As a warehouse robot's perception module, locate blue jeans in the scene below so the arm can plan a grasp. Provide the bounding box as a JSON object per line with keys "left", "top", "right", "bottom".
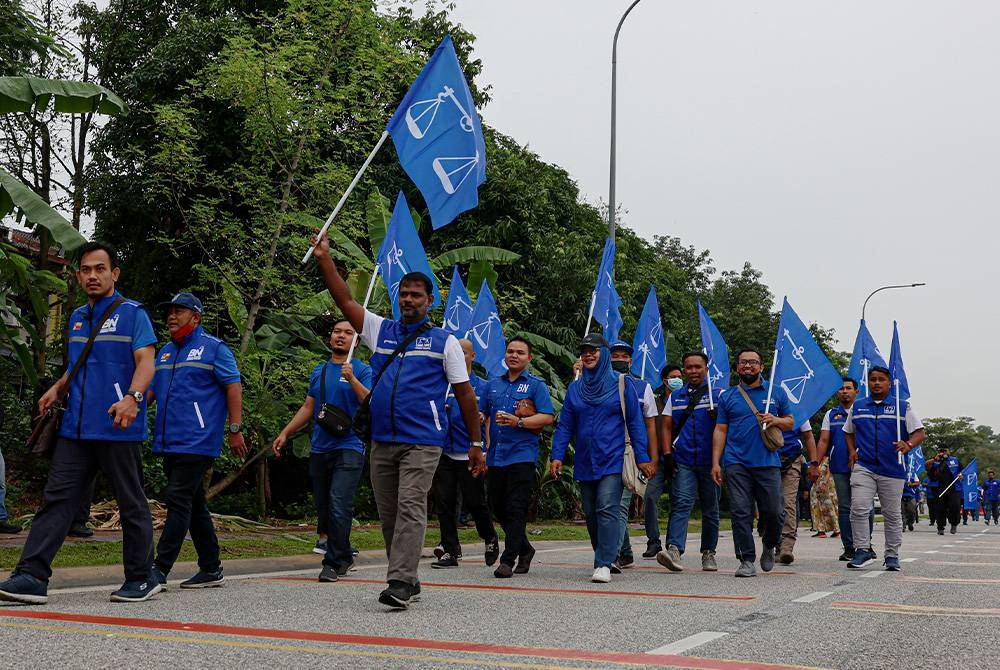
{"left": 0, "top": 447, "right": 8, "bottom": 521}
{"left": 618, "top": 488, "right": 634, "bottom": 558}
{"left": 643, "top": 461, "right": 668, "bottom": 547}
{"left": 314, "top": 449, "right": 365, "bottom": 571}
{"left": 666, "top": 463, "right": 720, "bottom": 554}
{"left": 724, "top": 464, "right": 782, "bottom": 563}
{"left": 832, "top": 472, "right": 873, "bottom": 551}
{"left": 581, "top": 474, "right": 625, "bottom": 568}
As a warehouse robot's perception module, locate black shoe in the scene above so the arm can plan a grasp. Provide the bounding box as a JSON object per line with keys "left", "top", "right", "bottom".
{"left": 484, "top": 537, "right": 500, "bottom": 566}
{"left": 838, "top": 549, "right": 855, "bottom": 561}
{"left": 513, "top": 547, "right": 536, "bottom": 574}
{"left": 318, "top": 565, "right": 338, "bottom": 582}
{"left": 179, "top": 569, "right": 224, "bottom": 589}
{"left": 0, "top": 572, "right": 48, "bottom": 604}
{"left": 335, "top": 561, "right": 354, "bottom": 576}
{"left": 951, "top": 524, "right": 958, "bottom": 534}
{"left": 378, "top": 580, "right": 411, "bottom": 609}
{"left": 493, "top": 563, "right": 513, "bottom": 578}
{"left": 642, "top": 544, "right": 662, "bottom": 559}
{"left": 937, "top": 528, "right": 945, "bottom": 535}
{"left": 610, "top": 561, "right": 622, "bottom": 574}
{"left": 617, "top": 554, "right": 634, "bottom": 569}
{"left": 0, "top": 521, "right": 22, "bottom": 534}
{"left": 110, "top": 577, "right": 163, "bottom": 602}
{"left": 67, "top": 523, "right": 93, "bottom": 538}
{"left": 431, "top": 553, "right": 459, "bottom": 569}
{"left": 908, "top": 524, "right": 914, "bottom": 531}
{"left": 152, "top": 566, "right": 168, "bottom": 590}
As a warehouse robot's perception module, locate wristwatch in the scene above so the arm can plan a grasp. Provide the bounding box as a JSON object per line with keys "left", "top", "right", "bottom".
{"left": 517, "top": 417, "right": 525, "bottom": 429}
{"left": 126, "top": 390, "right": 143, "bottom": 404}
{"left": 228, "top": 423, "right": 242, "bottom": 435}
{"left": 470, "top": 441, "right": 484, "bottom": 450}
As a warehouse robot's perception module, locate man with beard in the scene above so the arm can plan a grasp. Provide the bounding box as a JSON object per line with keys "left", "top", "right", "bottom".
{"left": 312, "top": 230, "right": 484, "bottom": 609}
{"left": 0, "top": 241, "right": 158, "bottom": 604}
{"left": 925, "top": 446, "right": 962, "bottom": 536}
{"left": 844, "top": 366, "right": 925, "bottom": 570}
{"left": 711, "top": 348, "right": 794, "bottom": 578}
{"left": 608, "top": 341, "right": 659, "bottom": 569}
{"left": 149, "top": 293, "right": 248, "bottom": 589}
{"left": 273, "top": 319, "right": 372, "bottom": 581}
{"left": 480, "top": 337, "right": 554, "bottom": 578}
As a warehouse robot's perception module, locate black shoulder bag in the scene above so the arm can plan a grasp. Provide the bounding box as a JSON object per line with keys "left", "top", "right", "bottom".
{"left": 351, "top": 322, "right": 433, "bottom": 442}
{"left": 672, "top": 386, "right": 708, "bottom": 440}
{"left": 315, "top": 362, "right": 354, "bottom": 437}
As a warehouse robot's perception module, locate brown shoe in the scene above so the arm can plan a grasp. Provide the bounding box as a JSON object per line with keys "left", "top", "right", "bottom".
{"left": 778, "top": 552, "right": 795, "bottom": 565}
{"left": 493, "top": 563, "right": 513, "bottom": 578}
{"left": 513, "top": 547, "right": 536, "bottom": 574}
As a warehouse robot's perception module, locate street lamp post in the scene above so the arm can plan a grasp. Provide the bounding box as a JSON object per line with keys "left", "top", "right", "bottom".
{"left": 608, "top": 0, "right": 644, "bottom": 246}
{"left": 861, "top": 283, "right": 926, "bottom": 322}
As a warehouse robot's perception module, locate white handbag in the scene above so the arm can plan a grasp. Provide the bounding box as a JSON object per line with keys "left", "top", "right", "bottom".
{"left": 618, "top": 375, "right": 648, "bottom": 496}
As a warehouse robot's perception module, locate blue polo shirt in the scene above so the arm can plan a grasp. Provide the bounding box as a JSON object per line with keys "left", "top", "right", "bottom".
{"left": 479, "top": 370, "right": 554, "bottom": 467}
{"left": 716, "top": 380, "right": 792, "bottom": 469}
{"left": 984, "top": 479, "right": 1000, "bottom": 502}
{"left": 307, "top": 359, "right": 372, "bottom": 454}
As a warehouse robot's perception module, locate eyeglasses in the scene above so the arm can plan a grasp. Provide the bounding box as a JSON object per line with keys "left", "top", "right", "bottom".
{"left": 737, "top": 359, "right": 762, "bottom": 367}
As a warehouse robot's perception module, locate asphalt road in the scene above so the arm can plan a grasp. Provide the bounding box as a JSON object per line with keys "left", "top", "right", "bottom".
{"left": 2, "top": 520, "right": 999, "bottom": 669}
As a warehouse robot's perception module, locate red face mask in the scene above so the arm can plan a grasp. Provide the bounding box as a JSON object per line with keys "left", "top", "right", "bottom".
{"left": 171, "top": 319, "right": 197, "bottom": 343}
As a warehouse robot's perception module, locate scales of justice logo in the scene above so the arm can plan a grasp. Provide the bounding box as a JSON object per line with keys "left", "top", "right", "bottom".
{"left": 405, "top": 84, "right": 480, "bottom": 195}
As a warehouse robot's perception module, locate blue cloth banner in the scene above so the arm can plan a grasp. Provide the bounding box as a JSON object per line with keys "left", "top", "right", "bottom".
{"left": 963, "top": 459, "right": 980, "bottom": 509}
{"left": 697, "top": 300, "right": 730, "bottom": 390}
{"left": 375, "top": 192, "right": 441, "bottom": 320}
{"left": 773, "top": 298, "right": 843, "bottom": 425}
{"left": 888, "top": 321, "right": 911, "bottom": 402}
{"left": 590, "top": 237, "right": 623, "bottom": 343}
{"left": 847, "top": 319, "right": 887, "bottom": 398}
{"left": 442, "top": 265, "right": 474, "bottom": 335}
{"left": 906, "top": 445, "right": 925, "bottom": 481}
{"left": 466, "top": 280, "right": 506, "bottom": 378}
{"left": 631, "top": 286, "right": 667, "bottom": 390}
{"left": 385, "top": 35, "right": 487, "bottom": 230}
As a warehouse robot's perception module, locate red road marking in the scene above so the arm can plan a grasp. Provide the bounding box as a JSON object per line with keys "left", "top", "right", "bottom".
{"left": 268, "top": 576, "right": 754, "bottom": 601}
{"left": 0, "top": 609, "right": 823, "bottom": 670}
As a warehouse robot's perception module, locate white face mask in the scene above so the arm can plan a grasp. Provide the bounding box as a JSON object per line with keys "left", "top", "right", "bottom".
{"left": 666, "top": 378, "right": 684, "bottom": 391}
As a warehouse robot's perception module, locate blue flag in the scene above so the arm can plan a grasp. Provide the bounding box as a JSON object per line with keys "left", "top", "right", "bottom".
{"left": 442, "top": 265, "right": 474, "bottom": 335}
{"left": 697, "top": 300, "right": 730, "bottom": 389}
{"left": 847, "top": 319, "right": 887, "bottom": 398}
{"left": 631, "top": 286, "right": 667, "bottom": 389}
{"left": 589, "top": 237, "right": 623, "bottom": 342}
{"left": 466, "top": 280, "right": 506, "bottom": 378}
{"left": 906, "top": 446, "right": 926, "bottom": 481}
{"left": 375, "top": 192, "right": 441, "bottom": 320}
{"left": 773, "top": 298, "right": 843, "bottom": 425}
{"left": 385, "top": 35, "right": 486, "bottom": 230}
{"left": 889, "top": 321, "right": 910, "bottom": 402}
{"left": 963, "top": 459, "right": 980, "bottom": 510}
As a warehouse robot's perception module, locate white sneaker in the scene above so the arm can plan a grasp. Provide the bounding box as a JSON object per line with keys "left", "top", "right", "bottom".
{"left": 591, "top": 567, "right": 612, "bottom": 583}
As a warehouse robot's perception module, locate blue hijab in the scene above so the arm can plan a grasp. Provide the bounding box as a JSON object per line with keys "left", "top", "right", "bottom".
{"left": 580, "top": 346, "right": 618, "bottom": 405}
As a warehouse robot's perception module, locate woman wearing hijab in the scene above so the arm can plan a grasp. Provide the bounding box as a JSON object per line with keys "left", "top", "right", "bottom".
{"left": 551, "top": 334, "right": 654, "bottom": 583}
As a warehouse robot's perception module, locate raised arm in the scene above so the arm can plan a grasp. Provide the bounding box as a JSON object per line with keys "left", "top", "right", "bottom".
{"left": 312, "top": 229, "right": 365, "bottom": 332}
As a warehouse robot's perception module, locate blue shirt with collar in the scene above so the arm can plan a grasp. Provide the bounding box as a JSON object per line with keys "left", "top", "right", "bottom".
{"left": 307, "top": 359, "right": 372, "bottom": 454}
{"left": 716, "top": 380, "right": 792, "bottom": 469}
{"left": 823, "top": 405, "right": 852, "bottom": 474}
{"left": 479, "top": 370, "right": 554, "bottom": 467}
{"left": 983, "top": 479, "right": 1000, "bottom": 502}
{"left": 444, "top": 374, "right": 487, "bottom": 456}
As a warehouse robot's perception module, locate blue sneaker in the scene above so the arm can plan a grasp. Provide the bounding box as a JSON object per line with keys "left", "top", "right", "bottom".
{"left": 847, "top": 548, "right": 876, "bottom": 569}
{"left": 110, "top": 577, "right": 163, "bottom": 602}
{"left": 179, "top": 568, "right": 225, "bottom": 589}
{"left": 152, "top": 566, "right": 168, "bottom": 590}
{"left": 0, "top": 572, "right": 48, "bottom": 605}
{"left": 883, "top": 556, "right": 901, "bottom": 571}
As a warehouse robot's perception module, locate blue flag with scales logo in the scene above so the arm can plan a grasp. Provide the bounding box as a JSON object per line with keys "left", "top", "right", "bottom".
{"left": 773, "top": 298, "right": 843, "bottom": 425}
{"left": 466, "top": 280, "right": 506, "bottom": 378}
{"left": 906, "top": 446, "right": 926, "bottom": 481}
{"left": 442, "top": 265, "right": 474, "bottom": 335}
{"left": 963, "top": 459, "right": 980, "bottom": 510}
{"left": 375, "top": 192, "right": 441, "bottom": 320}
{"left": 631, "top": 286, "right": 666, "bottom": 390}
{"left": 847, "top": 319, "right": 886, "bottom": 398}
{"left": 888, "top": 321, "right": 911, "bottom": 402}
{"left": 590, "top": 237, "right": 623, "bottom": 342}
{"left": 697, "top": 300, "right": 730, "bottom": 389}
{"left": 386, "top": 35, "right": 487, "bottom": 230}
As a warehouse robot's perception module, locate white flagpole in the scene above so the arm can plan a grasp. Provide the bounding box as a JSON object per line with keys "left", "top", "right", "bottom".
{"left": 862, "top": 358, "right": 870, "bottom": 397}
{"left": 939, "top": 471, "right": 963, "bottom": 497}
{"left": 703, "top": 346, "right": 715, "bottom": 411}
{"left": 895, "top": 379, "right": 905, "bottom": 465}
{"left": 302, "top": 131, "right": 390, "bottom": 264}
{"left": 343, "top": 269, "right": 380, "bottom": 364}
{"left": 583, "top": 291, "right": 597, "bottom": 336}
{"left": 640, "top": 353, "right": 647, "bottom": 383}
{"left": 761, "top": 349, "right": 778, "bottom": 429}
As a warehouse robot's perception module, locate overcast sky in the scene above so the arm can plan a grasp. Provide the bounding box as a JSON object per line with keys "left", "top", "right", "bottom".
{"left": 446, "top": 1, "right": 1000, "bottom": 428}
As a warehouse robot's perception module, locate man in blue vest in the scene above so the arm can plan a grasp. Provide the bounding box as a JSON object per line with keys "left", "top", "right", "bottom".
{"left": 643, "top": 364, "right": 684, "bottom": 558}
{"left": 480, "top": 336, "right": 554, "bottom": 578}
{"left": 983, "top": 470, "right": 1000, "bottom": 525}
{"left": 844, "top": 366, "right": 926, "bottom": 570}
{"left": 925, "top": 446, "right": 962, "bottom": 535}
{"left": 711, "top": 348, "right": 795, "bottom": 578}
{"left": 0, "top": 241, "right": 158, "bottom": 605}
{"left": 148, "top": 293, "right": 247, "bottom": 589}
{"left": 312, "top": 231, "right": 484, "bottom": 609}
{"left": 431, "top": 338, "right": 499, "bottom": 569}
{"left": 658, "top": 351, "right": 723, "bottom": 573}
{"left": 274, "top": 319, "right": 372, "bottom": 581}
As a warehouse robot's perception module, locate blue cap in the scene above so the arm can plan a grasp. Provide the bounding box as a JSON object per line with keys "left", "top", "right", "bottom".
{"left": 158, "top": 292, "right": 203, "bottom": 314}
{"left": 610, "top": 340, "right": 633, "bottom": 355}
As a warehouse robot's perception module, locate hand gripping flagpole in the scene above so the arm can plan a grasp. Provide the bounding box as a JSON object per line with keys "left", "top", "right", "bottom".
{"left": 302, "top": 131, "right": 390, "bottom": 264}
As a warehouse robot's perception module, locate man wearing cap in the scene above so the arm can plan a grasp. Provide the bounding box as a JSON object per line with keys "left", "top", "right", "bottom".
{"left": 711, "top": 348, "right": 795, "bottom": 578}
{"left": 844, "top": 365, "right": 925, "bottom": 569}
{"left": 983, "top": 470, "right": 1000, "bottom": 525}
{"left": 312, "top": 230, "right": 484, "bottom": 609}
{"left": 1, "top": 241, "right": 158, "bottom": 605}
{"left": 924, "top": 446, "right": 961, "bottom": 536}
{"left": 480, "top": 336, "right": 554, "bottom": 578}
{"left": 608, "top": 340, "right": 659, "bottom": 569}
{"left": 149, "top": 293, "right": 247, "bottom": 589}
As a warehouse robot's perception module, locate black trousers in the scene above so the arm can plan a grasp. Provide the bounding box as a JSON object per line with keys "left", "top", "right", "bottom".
{"left": 18, "top": 439, "right": 153, "bottom": 582}
{"left": 937, "top": 489, "right": 961, "bottom": 530}
{"left": 154, "top": 454, "right": 219, "bottom": 574}
{"left": 434, "top": 454, "right": 496, "bottom": 556}
{"left": 487, "top": 462, "right": 536, "bottom": 567}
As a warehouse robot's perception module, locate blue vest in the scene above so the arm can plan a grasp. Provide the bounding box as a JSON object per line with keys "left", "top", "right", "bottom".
{"left": 669, "top": 383, "right": 722, "bottom": 467}
{"left": 983, "top": 479, "right": 1000, "bottom": 502}
{"left": 825, "top": 406, "right": 851, "bottom": 474}
{"left": 443, "top": 375, "right": 486, "bottom": 455}
{"left": 849, "top": 394, "right": 911, "bottom": 479}
{"left": 151, "top": 327, "right": 237, "bottom": 457}
{"left": 368, "top": 317, "right": 452, "bottom": 446}
{"left": 780, "top": 428, "right": 803, "bottom": 460}
{"left": 60, "top": 292, "right": 154, "bottom": 442}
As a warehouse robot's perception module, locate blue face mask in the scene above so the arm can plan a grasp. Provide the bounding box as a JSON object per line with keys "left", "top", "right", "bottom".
{"left": 666, "top": 377, "right": 684, "bottom": 391}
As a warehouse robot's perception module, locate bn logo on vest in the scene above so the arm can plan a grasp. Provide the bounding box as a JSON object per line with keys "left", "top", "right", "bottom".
{"left": 186, "top": 346, "right": 205, "bottom": 361}
{"left": 415, "top": 336, "right": 432, "bottom": 351}
{"left": 100, "top": 314, "right": 120, "bottom": 333}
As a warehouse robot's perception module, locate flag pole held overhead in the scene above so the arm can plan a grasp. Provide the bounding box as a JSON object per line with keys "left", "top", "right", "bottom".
{"left": 301, "top": 131, "right": 389, "bottom": 264}
{"left": 344, "top": 269, "right": 381, "bottom": 363}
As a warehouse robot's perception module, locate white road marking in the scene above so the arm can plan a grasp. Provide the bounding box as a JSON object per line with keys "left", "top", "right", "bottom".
{"left": 942, "top": 545, "right": 955, "bottom": 547}
{"left": 792, "top": 591, "right": 833, "bottom": 603}
{"left": 924, "top": 550, "right": 939, "bottom": 554}
{"left": 647, "top": 631, "right": 729, "bottom": 655}
{"left": 901, "top": 558, "right": 919, "bottom": 563}
{"left": 863, "top": 570, "right": 887, "bottom": 578}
